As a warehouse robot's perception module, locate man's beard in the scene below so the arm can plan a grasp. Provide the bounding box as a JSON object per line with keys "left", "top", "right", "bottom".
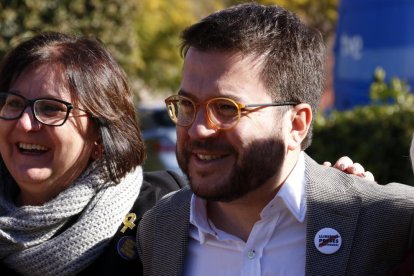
{"left": 176, "top": 137, "right": 286, "bottom": 202}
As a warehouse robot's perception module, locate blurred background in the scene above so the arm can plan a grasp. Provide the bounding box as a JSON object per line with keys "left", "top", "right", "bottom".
{"left": 1, "top": 0, "right": 414, "bottom": 185}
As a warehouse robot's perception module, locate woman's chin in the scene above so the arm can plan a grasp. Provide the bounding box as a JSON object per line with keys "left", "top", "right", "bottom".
{"left": 12, "top": 167, "right": 52, "bottom": 186}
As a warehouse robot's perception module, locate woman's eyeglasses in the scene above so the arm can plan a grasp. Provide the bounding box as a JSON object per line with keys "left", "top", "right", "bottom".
{"left": 165, "top": 95, "right": 298, "bottom": 130}
{"left": 0, "top": 91, "right": 88, "bottom": 126}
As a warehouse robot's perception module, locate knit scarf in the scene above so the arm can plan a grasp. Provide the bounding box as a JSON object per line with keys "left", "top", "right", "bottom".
{"left": 0, "top": 161, "right": 143, "bottom": 275}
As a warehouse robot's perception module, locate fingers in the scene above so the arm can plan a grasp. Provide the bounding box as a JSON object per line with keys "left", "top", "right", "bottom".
{"left": 348, "top": 162, "right": 365, "bottom": 175}
{"left": 333, "top": 156, "right": 354, "bottom": 171}
{"left": 332, "top": 156, "right": 376, "bottom": 182}
{"left": 323, "top": 161, "right": 332, "bottom": 167}
{"left": 361, "top": 171, "right": 375, "bottom": 182}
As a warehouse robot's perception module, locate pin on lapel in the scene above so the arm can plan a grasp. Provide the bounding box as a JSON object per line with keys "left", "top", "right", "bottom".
{"left": 314, "top": 227, "right": 342, "bottom": 254}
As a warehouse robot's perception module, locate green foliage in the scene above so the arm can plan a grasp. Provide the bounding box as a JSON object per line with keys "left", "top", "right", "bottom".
{"left": 370, "top": 67, "right": 413, "bottom": 106}
{"left": 134, "top": 0, "right": 195, "bottom": 91}
{"left": 0, "top": 0, "right": 142, "bottom": 78}
{"left": 307, "top": 68, "right": 414, "bottom": 186}
{"left": 134, "top": 0, "right": 230, "bottom": 92}
{"left": 133, "top": 0, "right": 339, "bottom": 91}
{"left": 0, "top": 0, "right": 338, "bottom": 97}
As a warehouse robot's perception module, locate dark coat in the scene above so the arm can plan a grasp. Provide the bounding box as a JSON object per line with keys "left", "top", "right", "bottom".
{"left": 0, "top": 170, "right": 187, "bottom": 275}
{"left": 387, "top": 250, "right": 414, "bottom": 276}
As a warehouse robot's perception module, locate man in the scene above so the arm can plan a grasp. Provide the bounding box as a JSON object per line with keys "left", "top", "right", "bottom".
{"left": 138, "top": 3, "right": 414, "bottom": 275}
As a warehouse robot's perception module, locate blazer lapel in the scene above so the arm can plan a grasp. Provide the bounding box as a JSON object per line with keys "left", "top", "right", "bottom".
{"left": 153, "top": 188, "right": 192, "bottom": 276}
{"left": 304, "top": 154, "right": 361, "bottom": 276}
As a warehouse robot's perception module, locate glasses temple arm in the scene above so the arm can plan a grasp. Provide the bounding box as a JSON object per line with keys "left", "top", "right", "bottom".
{"left": 243, "top": 102, "right": 299, "bottom": 108}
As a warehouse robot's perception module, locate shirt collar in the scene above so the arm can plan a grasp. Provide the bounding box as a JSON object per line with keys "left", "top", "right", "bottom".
{"left": 267, "top": 151, "right": 306, "bottom": 223}
{"left": 189, "top": 151, "right": 307, "bottom": 241}
{"left": 189, "top": 195, "right": 214, "bottom": 243}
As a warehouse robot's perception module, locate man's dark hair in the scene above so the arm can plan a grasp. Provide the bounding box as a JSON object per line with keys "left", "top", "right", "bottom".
{"left": 180, "top": 2, "right": 326, "bottom": 149}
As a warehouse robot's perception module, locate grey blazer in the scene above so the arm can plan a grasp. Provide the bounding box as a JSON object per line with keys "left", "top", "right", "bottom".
{"left": 138, "top": 154, "right": 414, "bottom": 276}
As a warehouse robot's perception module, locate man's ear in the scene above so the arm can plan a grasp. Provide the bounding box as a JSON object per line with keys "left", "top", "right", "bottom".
{"left": 287, "top": 103, "right": 312, "bottom": 151}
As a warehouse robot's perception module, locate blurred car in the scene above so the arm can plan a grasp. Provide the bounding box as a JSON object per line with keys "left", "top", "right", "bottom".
{"left": 137, "top": 103, "right": 182, "bottom": 174}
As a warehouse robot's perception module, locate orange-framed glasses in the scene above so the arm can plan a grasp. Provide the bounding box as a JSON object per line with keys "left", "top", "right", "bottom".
{"left": 165, "top": 95, "right": 298, "bottom": 130}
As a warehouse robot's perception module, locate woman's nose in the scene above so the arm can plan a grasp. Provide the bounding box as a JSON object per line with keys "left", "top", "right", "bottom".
{"left": 15, "top": 106, "right": 41, "bottom": 131}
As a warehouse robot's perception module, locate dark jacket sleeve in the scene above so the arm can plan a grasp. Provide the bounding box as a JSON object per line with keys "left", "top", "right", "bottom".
{"left": 79, "top": 170, "right": 187, "bottom": 276}
{"left": 138, "top": 170, "right": 188, "bottom": 213}
{"left": 387, "top": 250, "right": 414, "bottom": 276}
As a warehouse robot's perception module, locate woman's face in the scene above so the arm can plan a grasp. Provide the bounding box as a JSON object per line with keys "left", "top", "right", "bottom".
{"left": 0, "top": 64, "right": 98, "bottom": 205}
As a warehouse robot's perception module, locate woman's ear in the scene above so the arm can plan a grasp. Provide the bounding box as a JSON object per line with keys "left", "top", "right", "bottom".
{"left": 287, "top": 103, "right": 312, "bottom": 151}
{"left": 91, "top": 141, "right": 104, "bottom": 160}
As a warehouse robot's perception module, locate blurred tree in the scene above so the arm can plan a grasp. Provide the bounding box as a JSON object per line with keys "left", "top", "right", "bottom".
{"left": 370, "top": 67, "right": 413, "bottom": 107}
{"left": 135, "top": 0, "right": 228, "bottom": 93}
{"left": 0, "top": 0, "right": 142, "bottom": 84}
{"left": 135, "top": 0, "right": 194, "bottom": 92}
{"left": 0, "top": 0, "right": 338, "bottom": 97}
{"left": 308, "top": 69, "right": 414, "bottom": 186}
{"left": 135, "top": 0, "right": 338, "bottom": 94}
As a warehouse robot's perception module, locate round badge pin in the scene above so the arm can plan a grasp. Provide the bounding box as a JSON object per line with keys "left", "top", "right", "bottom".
{"left": 314, "top": 227, "right": 342, "bottom": 254}
{"left": 117, "top": 235, "right": 139, "bottom": 260}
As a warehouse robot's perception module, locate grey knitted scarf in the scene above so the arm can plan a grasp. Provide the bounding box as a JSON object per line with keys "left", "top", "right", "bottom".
{"left": 0, "top": 161, "right": 143, "bottom": 275}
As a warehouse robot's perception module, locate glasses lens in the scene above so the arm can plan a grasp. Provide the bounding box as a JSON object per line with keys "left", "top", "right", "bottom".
{"left": 166, "top": 96, "right": 195, "bottom": 126}
{"left": 0, "top": 93, "right": 26, "bottom": 119}
{"left": 207, "top": 98, "right": 240, "bottom": 129}
{"left": 34, "top": 99, "right": 68, "bottom": 126}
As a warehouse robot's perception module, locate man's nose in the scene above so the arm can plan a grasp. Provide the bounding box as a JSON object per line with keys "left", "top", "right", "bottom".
{"left": 187, "top": 107, "right": 218, "bottom": 139}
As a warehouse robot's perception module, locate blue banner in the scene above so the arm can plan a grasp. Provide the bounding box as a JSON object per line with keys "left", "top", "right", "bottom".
{"left": 334, "top": 0, "right": 414, "bottom": 110}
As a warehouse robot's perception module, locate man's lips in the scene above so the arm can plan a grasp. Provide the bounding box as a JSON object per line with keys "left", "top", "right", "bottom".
{"left": 186, "top": 139, "right": 233, "bottom": 152}
{"left": 187, "top": 140, "right": 235, "bottom": 159}
{"left": 195, "top": 153, "right": 227, "bottom": 161}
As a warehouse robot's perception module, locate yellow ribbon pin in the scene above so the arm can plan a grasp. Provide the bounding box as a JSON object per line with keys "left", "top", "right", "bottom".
{"left": 120, "top": 213, "right": 137, "bottom": 233}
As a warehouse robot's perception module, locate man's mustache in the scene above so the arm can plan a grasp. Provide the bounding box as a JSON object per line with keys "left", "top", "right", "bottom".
{"left": 184, "top": 139, "right": 235, "bottom": 153}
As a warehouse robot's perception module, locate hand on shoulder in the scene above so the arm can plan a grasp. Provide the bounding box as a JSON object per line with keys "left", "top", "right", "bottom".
{"left": 323, "top": 156, "right": 375, "bottom": 182}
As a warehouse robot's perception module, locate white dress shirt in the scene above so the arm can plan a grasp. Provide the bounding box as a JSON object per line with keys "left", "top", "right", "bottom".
{"left": 183, "top": 152, "right": 307, "bottom": 276}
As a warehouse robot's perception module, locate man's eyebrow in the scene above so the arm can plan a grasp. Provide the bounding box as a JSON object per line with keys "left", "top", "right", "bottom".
{"left": 177, "top": 89, "right": 189, "bottom": 97}
{"left": 177, "top": 89, "right": 199, "bottom": 100}
{"left": 177, "top": 88, "right": 245, "bottom": 103}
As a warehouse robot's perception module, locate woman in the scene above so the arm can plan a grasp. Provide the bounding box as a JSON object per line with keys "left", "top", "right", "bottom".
{"left": 0, "top": 32, "right": 185, "bottom": 275}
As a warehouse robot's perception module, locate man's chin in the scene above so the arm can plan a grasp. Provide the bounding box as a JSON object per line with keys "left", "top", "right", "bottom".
{"left": 191, "top": 189, "right": 230, "bottom": 202}
{"left": 189, "top": 178, "right": 244, "bottom": 202}
{"left": 188, "top": 174, "right": 225, "bottom": 201}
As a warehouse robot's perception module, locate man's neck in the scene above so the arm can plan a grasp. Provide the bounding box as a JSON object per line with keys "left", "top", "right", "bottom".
{"left": 206, "top": 152, "right": 300, "bottom": 241}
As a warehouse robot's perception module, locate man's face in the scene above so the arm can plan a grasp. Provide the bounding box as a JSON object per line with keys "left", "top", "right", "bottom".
{"left": 176, "top": 48, "right": 289, "bottom": 202}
